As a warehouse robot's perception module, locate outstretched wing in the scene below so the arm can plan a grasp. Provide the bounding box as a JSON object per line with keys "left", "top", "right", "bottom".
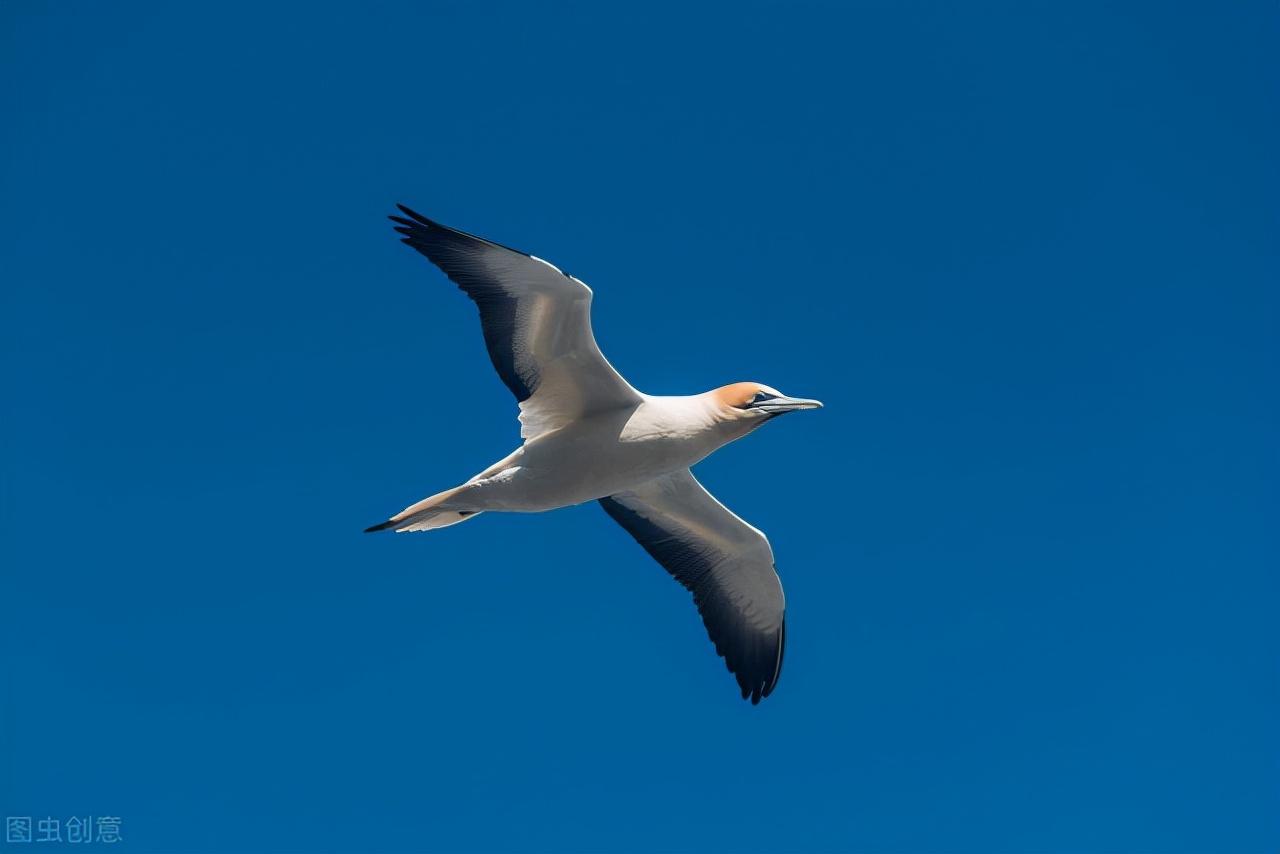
{"left": 599, "top": 469, "right": 787, "bottom": 704}
{"left": 390, "top": 205, "right": 642, "bottom": 438}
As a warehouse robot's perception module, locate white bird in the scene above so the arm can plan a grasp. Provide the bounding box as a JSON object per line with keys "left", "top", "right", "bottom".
{"left": 366, "top": 206, "right": 822, "bottom": 703}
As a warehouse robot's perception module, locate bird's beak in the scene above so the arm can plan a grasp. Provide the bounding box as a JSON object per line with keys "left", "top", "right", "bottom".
{"left": 755, "top": 396, "right": 824, "bottom": 415}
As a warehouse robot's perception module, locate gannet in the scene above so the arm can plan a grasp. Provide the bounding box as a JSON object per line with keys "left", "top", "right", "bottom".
{"left": 366, "top": 206, "right": 822, "bottom": 703}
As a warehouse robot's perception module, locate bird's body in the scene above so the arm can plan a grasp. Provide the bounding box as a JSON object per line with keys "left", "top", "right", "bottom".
{"left": 390, "top": 393, "right": 748, "bottom": 519}
{"left": 366, "top": 206, "right": 821, "bottom": 703}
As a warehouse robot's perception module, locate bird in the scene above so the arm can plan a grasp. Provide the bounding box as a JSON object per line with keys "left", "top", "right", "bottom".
{"left": 366, "top": 205, "right": 822, "bottom": 703}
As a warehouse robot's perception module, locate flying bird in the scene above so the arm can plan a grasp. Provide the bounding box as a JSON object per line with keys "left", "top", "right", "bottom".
{"left": 366, "top": 206, "right": 822, "bottom": 703}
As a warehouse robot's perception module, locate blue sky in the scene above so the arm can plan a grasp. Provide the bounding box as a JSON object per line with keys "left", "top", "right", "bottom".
{"left": 1, "top": 2, "right": 1276, "bottom": 852}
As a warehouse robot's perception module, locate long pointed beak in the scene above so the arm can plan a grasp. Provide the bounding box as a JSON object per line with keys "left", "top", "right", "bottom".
{"left": 756, "top": 395, "right": 824, "bottom": 415}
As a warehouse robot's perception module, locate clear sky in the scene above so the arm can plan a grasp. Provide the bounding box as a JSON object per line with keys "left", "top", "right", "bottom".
{"left": 1, "top": 2, "right": 1276, "bottom": 852}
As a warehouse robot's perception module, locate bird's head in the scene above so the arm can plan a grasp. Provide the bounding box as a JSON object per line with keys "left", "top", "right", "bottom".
{"left": 710, "top": 382, "right": 823, "bottom": 432}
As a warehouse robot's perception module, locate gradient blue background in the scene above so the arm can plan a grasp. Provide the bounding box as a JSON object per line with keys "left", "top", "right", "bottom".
{"left": 2, "top": 3, "right": 1276, "bottom": 852}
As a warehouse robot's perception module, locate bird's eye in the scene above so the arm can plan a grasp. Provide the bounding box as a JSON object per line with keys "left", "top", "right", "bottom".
{"left": 737, "top": 391, "right": 778, "bottom": 409}
{"left": 735, "top": 391, "right": 779, "bottom": 409}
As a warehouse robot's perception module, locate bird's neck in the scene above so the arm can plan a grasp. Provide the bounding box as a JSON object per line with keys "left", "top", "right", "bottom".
{"left": 631, "top": 394, "right": 757, "bottom": 449}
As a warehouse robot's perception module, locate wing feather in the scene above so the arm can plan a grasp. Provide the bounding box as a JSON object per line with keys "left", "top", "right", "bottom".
{"left": 391, "top": 206, "right": 640, "bottom": 437}
{"left": 599, "top": 469, "right": 786, "bottom": 704}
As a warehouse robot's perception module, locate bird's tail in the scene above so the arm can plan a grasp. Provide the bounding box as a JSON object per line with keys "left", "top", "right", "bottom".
{"left": 364, "top": 485, "right": 483, "bottom": 533}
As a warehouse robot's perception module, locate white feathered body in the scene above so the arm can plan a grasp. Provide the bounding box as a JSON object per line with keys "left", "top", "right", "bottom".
{"left": 450, "top": 394, "right": 754, "bottom": 514}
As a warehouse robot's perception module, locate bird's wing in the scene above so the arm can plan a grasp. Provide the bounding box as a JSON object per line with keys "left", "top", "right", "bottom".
{"left": 599, "top": 469, "right": 786, "bottom": 704}
{"left": 390, "top": 206, "right": 642, "bottom": 439}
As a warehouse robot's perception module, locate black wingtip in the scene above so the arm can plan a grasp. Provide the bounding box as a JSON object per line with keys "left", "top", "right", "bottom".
{"left": 364, "top": 520, "right": 396, "bottom": 533}
{"left": 395, "top": 203, "right": 434, "bottom": 227}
